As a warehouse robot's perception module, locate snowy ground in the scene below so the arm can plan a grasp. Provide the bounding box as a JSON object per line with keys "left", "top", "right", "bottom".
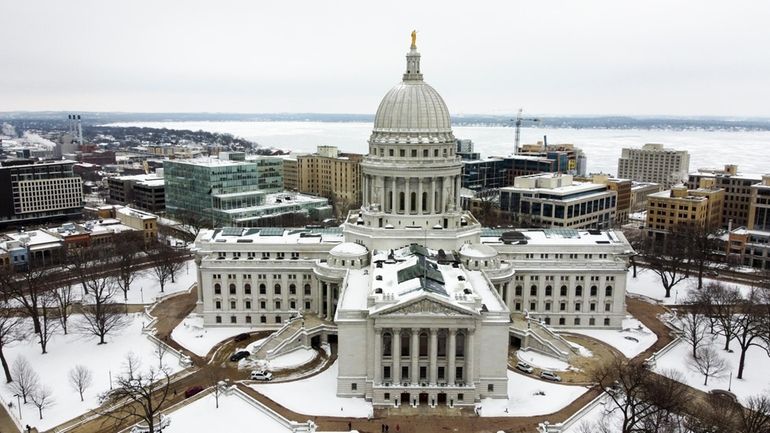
{"left": 1, "top": 313, "right": 183, "bottom": 431}
{"left": 561, "top": 317, "right": 657, "bottom": 358}
{"left": 562, "top": 397, "right": 615, "bottom": 433}
{"left": 516, "top": 349, "right": 571, "bottom": 371}
{"left": 250, "top": 360, "right": 372, "bottom": 418}
{"left": 478, "top": 369, "right": 588, "bottom": 417}
{"left": 626, "top": 268, "right": 754, "bottom": 305}
{"left": 267, "top": 348, "right": 317, "bottom": 370}
{"left": 171, "top": 314, "right": 256, "bottom": 357}
{"left": 566, "top": 341, "right": 594, "bottom": 358}
{"left": 653, "top": 335, "right": 770, "bottom": 404}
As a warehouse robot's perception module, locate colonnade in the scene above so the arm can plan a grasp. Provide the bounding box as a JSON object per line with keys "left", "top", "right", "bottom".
{"left": 362, "top": 175, "right": 462, "bottom": 214}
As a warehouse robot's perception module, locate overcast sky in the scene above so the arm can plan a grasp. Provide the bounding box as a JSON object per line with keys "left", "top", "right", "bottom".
{"left": 1, "top": 1, "right": 769, "bottom": 117}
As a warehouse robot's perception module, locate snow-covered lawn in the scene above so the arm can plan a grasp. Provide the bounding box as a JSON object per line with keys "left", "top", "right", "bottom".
{"left": 250, "top": 360, "right": 372, "bottom": 418}
{"left": 171, "top": 314, "right": 256, "bottom": 357}
{"left": 653, "top": 335, "right": 770, "bottom": 404}
{"left": 478, "top": 369, "right": 588, "bottom": 417}
{"left": 1, "top": 313, "right": 183, "bottom": 431}
{"left": 516, "top": 349, "right": 571, "bottom": 371}
{"left": 626, "top": 268, "right": 754, "bottom": 305}
{"left": 267, "top": 348, "right": 317, "bottom": 370}
{"left": 561, "top": 317, "right": 657, "bottom": 358}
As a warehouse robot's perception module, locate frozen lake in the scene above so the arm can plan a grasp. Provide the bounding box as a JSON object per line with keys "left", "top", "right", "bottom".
{"left": 107, "top": 121, "right": 770, "bottom": 176}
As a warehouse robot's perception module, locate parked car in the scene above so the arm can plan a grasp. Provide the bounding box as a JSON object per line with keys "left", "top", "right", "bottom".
{"left": 540, "top": 370, "right": 562, "bottom": 382}
{"left": 233, "top": 333, "right": 250, "bottom": 342}
{"left": 184, "top": 386, "right": 204, "bottom": 398}
{"left": 515, "top": 361, "right": 534, "bottom": 374}
{"left": 706, "top": 270, "right": 719, "bottom": 277}
{"left": 250, "top": 370, "right": 273, "bottom": 381}
{"left": 229, "top": 350, "right": 251, "bottom": 362}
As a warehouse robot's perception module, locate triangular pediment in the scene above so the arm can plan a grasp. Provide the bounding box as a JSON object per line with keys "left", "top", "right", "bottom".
{"left": 373, "top": 294, "right": 476, "bottom": 317}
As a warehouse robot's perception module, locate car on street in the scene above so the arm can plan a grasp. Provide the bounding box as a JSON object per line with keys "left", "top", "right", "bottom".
{"left": 184, "top": 386, "right": 204, "bottom": 398}
{"left": 515, "top": 361, "right": 534, "bottom": 374}
{"left": 229, "top": 350, "right": 251, "bottom": 362}
{"left": 250, "top": 370, "right": 273, "bottom": 381}
{"left": 540, "top": 370, "right": 562, "bottom": 382}
{"left": 233, "top": 333, "right": 250, "bottom": 342}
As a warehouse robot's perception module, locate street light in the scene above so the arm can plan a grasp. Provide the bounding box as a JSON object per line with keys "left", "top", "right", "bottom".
{"left": 13, "top": 393, "right": 21, "bottom": 419}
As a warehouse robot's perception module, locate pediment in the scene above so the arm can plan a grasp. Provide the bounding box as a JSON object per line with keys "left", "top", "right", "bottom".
{"left": 374, "top": 296, "right": 476, "bottom": 317}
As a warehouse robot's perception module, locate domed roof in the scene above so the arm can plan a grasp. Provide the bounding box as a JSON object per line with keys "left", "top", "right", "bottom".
{"left": 369, "top": 41, "right": 454, "bottom": 145}
{"left": 372, "top": 82, "right": 452, "bottom": 133}
{"left": 330, "top": 242, "right": 368, "bottom": 257}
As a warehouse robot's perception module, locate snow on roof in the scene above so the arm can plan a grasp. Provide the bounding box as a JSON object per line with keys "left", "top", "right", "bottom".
{"left": 330, "top": 242, "right": 368, "bottom": 256}
{"left": 6, "top": 230, "right": 62, "bottom": 247}
{"left": 200, "top": 227, "right": 344, "bottom": 246}
{"left": 459, "top": 243, "right": 497, "bottom": 258}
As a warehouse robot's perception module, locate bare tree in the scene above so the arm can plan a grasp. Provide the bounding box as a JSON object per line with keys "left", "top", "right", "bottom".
{"left": 739, "top": 394, "right": 770, "bottom": 433}
{"left": 123, "top": 351, "right": 142, "bottom": 381}
{"left": 99, "top": 355, "right": 172, "bottom": 433}
{"left": 637, "top": 231, "right": 691, "bottom": 298}
{"left": 69, "top": 365, "right": 93, "bottom": 402}
{"left": 206, "top": 367, "right": 227, "bottom": 409}
{"left": 147, "top": 241, "right": 186, "bottom": 292}
{"left": 0, "top": 261, "right": 51, "bottom": 334}
{"left": 706, "top": 282, "right": 742, "bottom": 351}
{"left": 112, "top": 231, "right": 145, "bottom": 301}
{"left": 733, "top": 289, "right": 766, "bottom": 379}
{"left": 37, "top": 291, "right": 60, "bottom": 354}
{"left": 10, "top": 356, "right": 39, "bottom": 403}
{"left": 79, "top": 276, "right": 128, "bottom": 344}
{"left": 153, "top": 340, "right": 169, "bottom": 370}
{"left": 29, "top": 384, "right": 54, "bottom": 419}
{"left": 689, "top": 346, "right": 728, "bottom": 385}
{"left": 679, "top": 294, "right": 709, "bottom": 359}
{"left": 591, "top": 355, "right": 691, "bottom": 433}
{"left": 52, "top": 284, "right": 75, "bottom": 335}
{"left": 685, "top": 392, "right": 741, "bottom": 433}
{"left": 64, "top": 245, "right": 104, "bottom": 296}
{"left": 0, "top": 300, "right": 25, "bottom": 382}
{"left": 683, "top": 225, "right": 724, "bottom": 290}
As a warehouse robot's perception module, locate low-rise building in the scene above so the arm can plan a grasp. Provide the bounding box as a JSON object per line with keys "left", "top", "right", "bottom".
{"left": 687, "top": 164, "right": 763, "bottom": 228}
{"left": 296, "top": 146, "right": 363, "bottom": 214}
{"left": 630, "top": 181, "right": 662, "bottom": 212}
{"left": 498, "top": 173, "right": 617, "bottom": 229}
{"left": 726, "top": 175, "right": 770, "bottom": 270}
{"left": 645, "top": 184, "right": 724, "bottom": 239}
{"left": 108, "top": 173, "right": 166, "bottom": 213}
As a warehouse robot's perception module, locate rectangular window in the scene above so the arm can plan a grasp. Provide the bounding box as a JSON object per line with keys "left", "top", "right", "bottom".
{"left": 487, "top": 384, "right": 494, "bottom": 392}
{"left": 351, "top": 383, "right": 357, "bottom": 391}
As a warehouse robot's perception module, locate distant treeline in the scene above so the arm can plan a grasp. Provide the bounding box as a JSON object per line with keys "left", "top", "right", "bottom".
{"left": 3, "top": 111, "right": 770, "bottom": 132}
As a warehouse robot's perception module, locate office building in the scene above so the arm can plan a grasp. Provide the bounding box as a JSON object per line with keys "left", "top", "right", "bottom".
{"left": 617, "top": 143, "right": 690, "bottom": 189}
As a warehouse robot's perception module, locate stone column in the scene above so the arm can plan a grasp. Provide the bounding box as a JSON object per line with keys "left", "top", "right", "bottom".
{"left": 417, "top": 177, "right": 423, "bottom": 215}
{"left": 326, "top": 283, "right": 333, "bottom": 320}
{"left": 374, "top": 328, "right": 382, "bottom": 385}
{"left": 404, "top": 177, "right": 410, "bottom": 215}
{"left": 444, "top": 176, "right": 451, "bottom": 212}
{"left": 466, "top": 328, "right": 475, "bottom": 385}
{"left": 364, "top": 175, "right": 369, "bottom": 205}
{"left": 410, "top": 328, "right": 419, "bottom": 385}
{"left": 391, "top": 177, "right": 397, "bottom": 213}
{"left": 393, "top": 328, "right": 401, "bottom": 384}
{"left": 429, "top": 328, "right": 438, "bottom": 385}
{"left": 429, "top": 178, "right": 436, "bottom": 214}
{"left": 455, "top": 176, "right": 461, "bottom": 211}
{"left": 448, "top": 329, "right": 456, "bottom": 386}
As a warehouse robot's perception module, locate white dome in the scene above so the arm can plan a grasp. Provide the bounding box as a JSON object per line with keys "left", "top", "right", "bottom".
{"left": 459, "top": 243, "right": 498, "bottom": 259}
{"left": 330, "top": 242, "right": 368, "bottom": 257}
{"left": 372, "top": 82, "right": 452, "bottom": 134}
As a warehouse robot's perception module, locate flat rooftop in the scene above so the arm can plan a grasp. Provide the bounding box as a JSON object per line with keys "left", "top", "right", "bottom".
{"left": 199, "top": 227, "right": 343, "bottom": 246}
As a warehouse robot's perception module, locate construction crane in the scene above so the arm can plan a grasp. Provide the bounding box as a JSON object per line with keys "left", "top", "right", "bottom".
{"left": 511, "top": 108, "right": 540, "bottom": 155}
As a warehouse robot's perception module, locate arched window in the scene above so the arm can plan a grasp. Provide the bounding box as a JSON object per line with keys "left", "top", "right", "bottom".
{"left": 259, "top": 284, "right": 266, "bottom": 294}
{"left": 455, "top": 332, "right": 465, "bottom": 357}
{"left": 274, "top": 284, "right": 281, "bottom": 295}
{"left": 530, "top": 285, "right": 538, "bottom": 296}
{"left": 275, "top": 300, "right": 281, "bottom": 310}
{"left": 244, "top": 284, "right": 251, "bottom": 295}
{"left": 399, "top": 192, "right": 405, "bottom": 211}
{"left": 545, "top": 285, "right": 552, "bottom": 296}
{"left": 605, "top": 286, "right": 613, "bottom": 297}
{"left": 575, "top": 285, "right": 583, "bottom": 296}
{"left": 289, "top": 284, "right": 296, "bottom": 295}
{"left": 437, "top": 330, "right": 447, "bottom": 357}
{"left": 304, "top": 283, "right": 311, "bottom": 296}
{"left": 590, "top": 285, "right": 598, "bottom": 296}
{"left": 422, "top": 191, "right": 428, "bottom": 211}
{"left": 229, "top": 283, "right": 236, "bottom": 295}
{"left": 401, "top": 332, "right": 410, "bottom": 357}
{"left": 410, "top": 192, "right": 416, "bottom": 212}
{"left": 515, "top": 285, "right": 522, "bottom": 296}
{"left": 383, "top": 332, "right": 392, "bottom": 357}
{"left": 214, "top": 283, "right": 221, "bottom": 295}
{"left": 419, "top": 332, "right": 429, "bottom": 356}
{"left": 560, "top": 285, "right": 568, "bottom": 296}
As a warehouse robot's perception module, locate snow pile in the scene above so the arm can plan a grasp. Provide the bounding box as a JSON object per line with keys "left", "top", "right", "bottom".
{"left": 0, "top": 314, "right": 183, "bottom": 431}
{"left": 478, "top": 370, "right": 588, "bottom": 416}
{"left": 267, "top": 348, "right": 317, "bottom": 370}
{"left": 171, "top": 314, "right": 255, "bottom": 357}
{"left": 653, "top": 336, "right": 770, "bottom": 404}
{"left": 567, "top": 341, "right": 594, "bottom": 358}
{"left": 516, "top": 349, "right": 571, "bottom": 371}
{"left": 561, "top": 317, "right": 657, "bottom": 358}
{"left": 626, "top": 269, "right": 753, "bottom": 305}
{"left": 250, "top": 361, "right": 372, "bottom": 417}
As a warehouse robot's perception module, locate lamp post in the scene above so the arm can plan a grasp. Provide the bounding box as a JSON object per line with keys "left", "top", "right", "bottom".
{"left": 13, "top": 393, "right": 21, "bottom": 419}
{"left": 140, "top": 286, "right": 144, "bottom": 304}
{"left": 728, "top": 371, "right": 732, "bottom": 391}
{"left": 109, "top": 370, "right": 113, "bottom": 390}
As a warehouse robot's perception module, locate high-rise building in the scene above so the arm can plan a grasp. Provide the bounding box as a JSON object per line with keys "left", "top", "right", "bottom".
{"left": 0, "top": 159, "right": 83, "bottom": 228}
{"left": 617, "top": 143, "right": 690, "bottom": 188}
{"left": 687, "top": 164, "right": 763, "bottom": 228}
{"left": 296, "top": 145, "right": 363, "bottom": 214}
{"left": 498, "top": 173, "right": 617, "bottom": 229}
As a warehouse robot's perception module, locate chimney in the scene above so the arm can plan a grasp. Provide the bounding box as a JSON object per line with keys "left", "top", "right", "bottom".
{"left": 77, "top": 115, "right": 83, "bottom": 146}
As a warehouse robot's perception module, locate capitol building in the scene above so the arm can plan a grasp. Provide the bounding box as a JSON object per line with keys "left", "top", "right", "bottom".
{"left": 193, "top": 36, "right": 633, "bottom": 407}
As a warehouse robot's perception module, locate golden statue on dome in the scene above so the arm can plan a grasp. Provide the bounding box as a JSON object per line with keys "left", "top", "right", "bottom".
{"left": 411, "top": 30, "right": 417, "bottom": 49}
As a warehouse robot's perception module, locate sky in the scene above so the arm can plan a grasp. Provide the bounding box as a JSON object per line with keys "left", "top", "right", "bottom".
{"left": 1, "top": 0, "right": 769, "bottom": 117}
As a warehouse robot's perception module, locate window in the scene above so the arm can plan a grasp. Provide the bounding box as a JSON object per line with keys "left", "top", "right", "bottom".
{"left": 384, "top": 366, "right": 391, "bottom": 379}
{"left": 457, "top": 393, "right": 464, "bottom": 401}
{"left": 274, "top": 284, "right": 281, "bottom": 295}
{"left": 559, "top": 317, "right": 565, "bottom": 325}
{"left": 589, "top": 318, "right": 596, "bottom": 326}
{"left": 260, "top": 315, "right": 266, "bottom": 323}
{"left": 304, "top": 283, "right": 312, "bottom": 295}
{"left": 605, "top": 286, "right": 613, "bottom": 297}
{"left": 260, "top": 301, "right": 266, "bottom": 309}
{"left": 456, "top": 333, "right": 465, "bottom": 357}
{"left": 605, "top": 303, "right": 611, "bottom": 312}
{"left": 245, "top": 316, "right": 252, "bottom": 324}
{"left": 275, "top": 300, "right": 281, "bottom": 310}
{"left": 544, "top": 317, "right": 551, "bottom": 325}
{"left": 290, "top": 300, "right": 296, "bottom": 309}
{"left": 289, "top": 284, "right": 296, "bottom": 295}
{"left": 244, "top": 284, "right": 251, "bottom": 295}
{"left": 245, "top": 300, "right": 251, "bottom": 309}
{"left": 215, "top": 316, "right": 222, "bottom": 323}
{"left": 351, "top": 383, "right": 357, "bottom": 391}
{"left": 383, "top": 332, "right": 392, "bottom": 357}
{"left": 590, "top": 303, "right": 596, "bottom": 311}
{"left": 575, "top": 285, "right": 583, "bottom": 296}
{"left": 304, "top": 301, "right": 311, "bottom": 310}
{"left": 530, "top": 302, "right": 536, "bottom": 311}
{"left": 590, "top": 286, "right": 598, "bottom": 296}
{"left": 575, "top": 302, "right": 581, "bottom": 311}
{"left": 229, "top": 284, "right": 236, "bottom": 295}
{"left": 530, "top": 285, "right": 537, "bottom": 296}
{"left": 545, "top": 302, "right": 551, "bottom": 311}
{"left": 259, "top": 284, "right": 266, "bottom": 294}
{"left": 560, "top": 302, "right": 566, "bottom": 311}
{"left": 384, "top": 392, "right": 390, "bottom": 401}
{"left": 215, "top": 300, "right": 221, "bottom": 309}
{"left": 419, "top": 332, "right": 429, "bottom": 356}
{"left": 515, "top": 285, "right": 522, "bottom": 296}
{"left": 230, "top": 316, "right": 236, "bottom": 324}
{"left": 230, "top": 300, "right": 236, "bottom": 309}
{"left": 545, "top": 286, "right": 552, "bottom": 296}
{"left": 487, "top": 384, "right": 494, "bottom": 392}
{"left": 275, "top": 316, "right": 282, "bottom": 324}
{"left": 560, "top": 285, "right": 567, "bottom": 296}
{"left": 604, "top": 318, "right": 611, "bottom": 326}
{"left": 214, "top": 283, "right": 221, "bottom": 295}
{"left": 574, "top": 317, "right": 581, "bottom": 326}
